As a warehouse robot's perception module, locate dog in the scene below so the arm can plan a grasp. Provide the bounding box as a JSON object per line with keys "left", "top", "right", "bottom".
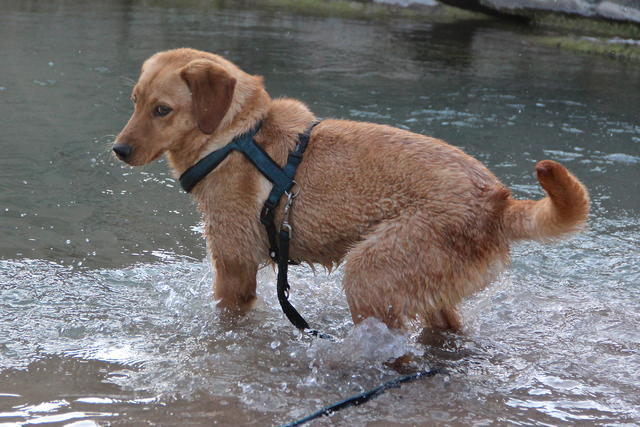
{"left": 113, "top": 48, "right": 589, "bottom": 332}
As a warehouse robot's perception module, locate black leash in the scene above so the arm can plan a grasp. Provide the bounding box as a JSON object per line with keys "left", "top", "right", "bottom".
{"left": 279, "top": 367, "right": 444, "bottom": 427}
{"left": 277, "top": 205, "right": 334, "bottom": 340}
{"left": 180, "top": 120, "right": 325, "bottom": 337}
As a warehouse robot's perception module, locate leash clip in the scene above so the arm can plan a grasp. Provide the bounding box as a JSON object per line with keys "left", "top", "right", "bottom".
{"left": 281, "top": 183, "right": 297, "bottom": 235}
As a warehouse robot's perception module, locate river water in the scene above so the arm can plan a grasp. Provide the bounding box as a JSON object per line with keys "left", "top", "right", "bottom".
{"left": 1, "top": 1, "right": 639, "bottom": 425}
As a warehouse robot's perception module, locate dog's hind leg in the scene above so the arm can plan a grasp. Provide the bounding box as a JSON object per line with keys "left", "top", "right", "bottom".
{"left": 427, "top": 307, "right": 462, "bottom": 332}
{"left": 342, "top": 213, "right": 454, "bottom": 331}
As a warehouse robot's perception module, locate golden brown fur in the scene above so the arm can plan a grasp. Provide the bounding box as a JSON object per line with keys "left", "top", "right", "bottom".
{"left": 114, "top": 48, "right": 589, "bottom": 331}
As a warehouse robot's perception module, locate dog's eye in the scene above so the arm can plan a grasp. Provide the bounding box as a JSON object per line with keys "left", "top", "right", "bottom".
{"left": 153, "top": 105, "right": 172, "bottom": 117}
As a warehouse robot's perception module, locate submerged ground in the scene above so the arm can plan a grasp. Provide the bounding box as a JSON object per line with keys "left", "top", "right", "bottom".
{"left": 0, "top": 1, "right": 639, "bottom": 425}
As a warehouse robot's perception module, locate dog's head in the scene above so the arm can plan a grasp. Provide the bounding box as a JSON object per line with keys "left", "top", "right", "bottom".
{"left": 113, "top": 49, "right": 261, "bottom": 166}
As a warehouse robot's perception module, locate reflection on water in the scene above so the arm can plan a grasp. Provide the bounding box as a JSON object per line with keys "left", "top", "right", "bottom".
{"left": 0, "top": 0, "right": 639, "bottom": 425}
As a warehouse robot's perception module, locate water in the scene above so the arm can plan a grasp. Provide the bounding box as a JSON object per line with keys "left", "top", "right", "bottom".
{"left": 1, "top": 0, "right": 639, "bottom": 425}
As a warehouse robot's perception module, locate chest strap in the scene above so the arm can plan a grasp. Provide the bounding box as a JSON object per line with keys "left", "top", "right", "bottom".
{"left": 180, "top": 122, "right": 292, "bottom": 195}
{"left": 260, "top": 121, "right": 318, "bottom": 262}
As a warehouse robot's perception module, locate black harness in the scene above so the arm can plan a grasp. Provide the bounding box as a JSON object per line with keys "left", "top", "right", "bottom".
{"left": 180, "top": 120, "right": 327, "bottom": 337}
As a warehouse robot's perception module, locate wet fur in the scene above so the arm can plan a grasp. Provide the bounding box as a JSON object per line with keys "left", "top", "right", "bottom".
{"left": 115, "top": 48, "right": 589, "bottom": 332}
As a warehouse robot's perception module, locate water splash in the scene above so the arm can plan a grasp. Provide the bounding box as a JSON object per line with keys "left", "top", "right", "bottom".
{"left": 307, "top": 317, "right": 419, "bottom": 370}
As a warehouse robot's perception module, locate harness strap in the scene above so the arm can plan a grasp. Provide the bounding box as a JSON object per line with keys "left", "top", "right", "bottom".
{"left": 260, "top": 121, "right": 320, "bottom": 262}
{"left": 179, "top": 122, "right": 294, "bottom": 195}
{"left": 260, "top": 121, "right": 333, "bottom": 338}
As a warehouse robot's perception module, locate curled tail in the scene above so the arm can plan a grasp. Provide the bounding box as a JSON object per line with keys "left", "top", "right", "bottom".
{"left": 504, "top": 160, "right": 589, "bottom": 241}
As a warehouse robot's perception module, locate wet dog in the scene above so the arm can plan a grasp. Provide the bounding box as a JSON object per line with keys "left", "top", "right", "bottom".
{"left": 113, "top": 48, "right": 589, "bottom": 332}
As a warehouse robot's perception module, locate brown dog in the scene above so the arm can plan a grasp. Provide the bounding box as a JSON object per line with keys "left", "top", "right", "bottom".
{"left": 113, "top": 48, "right": 589, "bottom": 332}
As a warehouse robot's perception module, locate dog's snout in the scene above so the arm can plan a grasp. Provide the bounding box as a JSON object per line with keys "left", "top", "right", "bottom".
{"left": 112, "top": 143, "right": 133, "bottom": 161}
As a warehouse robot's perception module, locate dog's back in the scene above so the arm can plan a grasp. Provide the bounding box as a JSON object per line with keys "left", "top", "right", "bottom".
{"left": 280, "top": 116, "right": 588, "bottom": 329}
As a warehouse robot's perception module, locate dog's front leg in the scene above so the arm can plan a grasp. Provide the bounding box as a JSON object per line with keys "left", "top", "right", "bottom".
{"left": 213, "top": 258, "right": 258, "bottom": 313}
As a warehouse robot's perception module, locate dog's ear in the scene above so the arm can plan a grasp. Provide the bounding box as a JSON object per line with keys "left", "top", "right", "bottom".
{"left": 180, "top": 60, "right": 236, "bottom": 135}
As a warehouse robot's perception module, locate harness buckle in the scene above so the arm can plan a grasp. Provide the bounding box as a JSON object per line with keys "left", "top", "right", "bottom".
{"left": 260, "top": 201, "right": 275, "bottom": 225}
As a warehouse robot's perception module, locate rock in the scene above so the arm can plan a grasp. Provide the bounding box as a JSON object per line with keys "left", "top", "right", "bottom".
{"left": 437, "top": 0, "right": 640, "bottom": 24}
{"left": 596, "top": 1, "right": 640, "bottom": 23}
{"left": 488, "top": 0, "right": 595, "bottom": 16}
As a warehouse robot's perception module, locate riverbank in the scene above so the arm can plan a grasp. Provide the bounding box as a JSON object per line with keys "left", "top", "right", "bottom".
{"left": 343, "top": 0, "right": 640, "bottom": 61}
{"left": 530, "top": 13, "right": 640, "bottom": 61}
{"left": 256, "top": 0, "right": 486, "bottom": 21}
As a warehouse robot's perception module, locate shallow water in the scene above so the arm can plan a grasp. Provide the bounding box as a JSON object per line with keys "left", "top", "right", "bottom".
{"left": 1, "top": 1, "right": 639, "bottom": 425}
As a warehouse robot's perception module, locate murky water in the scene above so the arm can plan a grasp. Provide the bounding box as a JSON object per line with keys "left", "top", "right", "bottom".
{"left": 1, "top": 1, "right": 639, "bottom": 425}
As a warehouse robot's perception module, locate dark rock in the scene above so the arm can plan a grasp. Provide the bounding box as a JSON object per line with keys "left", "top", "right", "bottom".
{"left": 437, "top": 0, "right": 640, "bottom": 24}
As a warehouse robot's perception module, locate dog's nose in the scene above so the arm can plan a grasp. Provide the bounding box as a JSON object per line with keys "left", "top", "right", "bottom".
{"left": 112, "top": 143, "right": 132, "bottom": 161}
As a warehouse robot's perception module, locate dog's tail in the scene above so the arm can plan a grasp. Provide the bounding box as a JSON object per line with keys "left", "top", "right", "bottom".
{"left": 503, "top": 160, "right": 589, "bottom": 241}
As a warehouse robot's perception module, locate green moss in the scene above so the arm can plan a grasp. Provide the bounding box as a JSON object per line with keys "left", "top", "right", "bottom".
{"left": 257, "top": 0, "right": 487, "bottom": 21}
{"left": 438, "top": 4, "right": 489, "bottom": 20}
{"left": 538, "top": 35, "right": 640, "bottom": 61}
{"left": 259, "top": 0, "right": 419, "bottom": 19}
{"left": 530, "top": 12, "right": 640, "bottom": 61}
{"left": 533, "top": 13, "right": 640, "bottom": 39}
{"left": 142, "top": 0, "right": 488, "bottom": 22}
